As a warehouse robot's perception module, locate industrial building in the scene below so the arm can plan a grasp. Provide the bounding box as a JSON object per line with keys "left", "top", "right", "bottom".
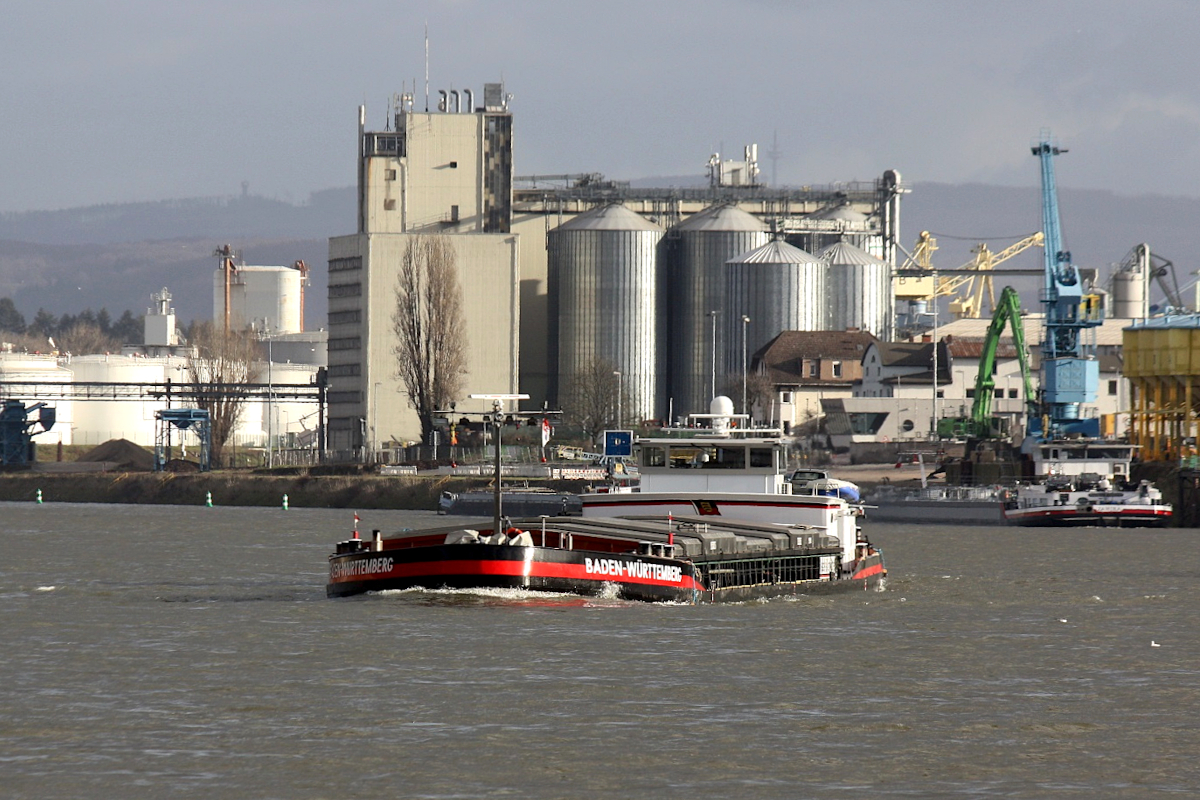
{"left": 0, "top": 278, "right": 323, "bottom": 454}
{"left": 1124, "top": 315, "right": 1200, "bottom": 461}
{"left": 328, "top": 81, "right": 905, "bottom": 448}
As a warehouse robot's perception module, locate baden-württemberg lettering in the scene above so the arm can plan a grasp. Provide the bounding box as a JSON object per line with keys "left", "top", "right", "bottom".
{"left": 584, "top": 557, "right": 682, "bottom": 583}
{"left": 330, "top": 557, "right": 394, "bottom": 580}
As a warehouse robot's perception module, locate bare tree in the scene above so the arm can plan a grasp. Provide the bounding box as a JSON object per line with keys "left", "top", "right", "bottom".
{"left": 392, "top": 236, "right": 468, "bottom": 442}
{"left": 56, "top": 321, "right": 120, "bottom": 356}
{"left": 562, "top": 357, "right": 624, "bottom": 443}
{"left": 745, "top": 371, "right": 777, "bottom": 424}
{"left": 185, "top": 321, "right": 261, "bottom": 465}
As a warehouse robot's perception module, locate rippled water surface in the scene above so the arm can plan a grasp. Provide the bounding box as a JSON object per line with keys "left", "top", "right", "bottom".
{"left": 2, "top": 501, "right": 1198, "bottom": 798}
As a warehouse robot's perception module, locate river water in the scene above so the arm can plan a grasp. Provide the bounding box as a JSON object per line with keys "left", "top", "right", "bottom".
{"left": 2, "top": 501, "right": 1198, "bottom": 798}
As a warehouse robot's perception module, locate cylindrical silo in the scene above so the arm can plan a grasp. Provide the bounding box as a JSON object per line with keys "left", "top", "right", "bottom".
{"left": 214, "top": 266, "right": 304, "bottom": 334}
{"left": 821, "top": 240, "right": 893, "bottom": 339}
{"left": 1111, "top": 245, "right": 1150, "bottom": 319}
{"left": 550, "top": 204, "right": 664, "bottom": 425}
{"left": 803, "top": 204, "right": 883, "bottom": 257}
{"left": 70, "top": 355, "right": 174, "bottom": 446}
{"left": 723, "top": 238, "right": 825, "bottom": 389}
{"left": 670, "top": 205, "right": 769, "bottom": 418}
{"left": 1111, "top": 268, "right": 1147, "bottom": 319}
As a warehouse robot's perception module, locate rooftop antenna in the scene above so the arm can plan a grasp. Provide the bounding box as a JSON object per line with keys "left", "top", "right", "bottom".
{"left": 424, "top": 23, "right": 429, "bottom": 112}
{"left": 767, "top": 130, "right": 782, "bottom": 187}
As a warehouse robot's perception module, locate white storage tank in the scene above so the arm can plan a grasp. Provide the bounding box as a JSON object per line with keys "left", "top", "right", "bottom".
{"left": 214, "top": 265, "right": 305, "bottom": 334}
{"left": 68, "top": 356, "right": 179, "bottom": 446}
{"left": 1110, "top": 247, "right": 1150, "bottom": 319}
{"left": 0, "top": 353, "right": 74, "bottom": 445}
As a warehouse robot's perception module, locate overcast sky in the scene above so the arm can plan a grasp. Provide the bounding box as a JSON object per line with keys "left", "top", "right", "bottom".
{"left": 2, "top": 0, "right": 1197, "bottom": 213}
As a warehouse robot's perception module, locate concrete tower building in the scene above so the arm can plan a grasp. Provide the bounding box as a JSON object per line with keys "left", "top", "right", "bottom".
{"left": 326, "top": 83, "right": 520, "bottom": 451}
{"left": 323, "top": 79, "right": 905, "bottom": 452}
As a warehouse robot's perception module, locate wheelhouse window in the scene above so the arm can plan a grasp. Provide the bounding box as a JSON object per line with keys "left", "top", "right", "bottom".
{"left": 667, "top": 444, "right": 746, "bottom": 469}
{"left": 641, "top": 446, "right": 666, "bottom": 467}
{"left": 749, "top": 447, "right": 775, "bottom": 468}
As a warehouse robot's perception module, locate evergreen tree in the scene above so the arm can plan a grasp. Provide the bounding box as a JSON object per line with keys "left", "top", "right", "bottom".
{"left": 0, "top": 298, "right": 26, "bottom": 334}
{"left": 111, "top": 310, "right": 142, "bottom": 345}
{"left": 27, "top": 308, "right": 58, "bottom": 340}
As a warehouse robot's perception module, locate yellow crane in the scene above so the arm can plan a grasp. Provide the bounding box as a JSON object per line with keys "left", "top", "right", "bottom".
{"left": 943, "top": 233, "right": 1045, "bottom": 319}
{"left": 895, "top": 231, "right": 1045, "bottom": 320}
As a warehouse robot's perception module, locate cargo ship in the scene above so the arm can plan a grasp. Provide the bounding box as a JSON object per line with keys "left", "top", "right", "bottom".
{"left": 1000, "top": 440, "right": 1171, "bottom": 527}
{"left": 327, "top": 397, "right": 885, "bottom": 602}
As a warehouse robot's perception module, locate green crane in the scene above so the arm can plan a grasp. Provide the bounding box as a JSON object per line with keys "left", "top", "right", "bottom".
{"left": 938, "top": 286, "right": 1037, "bottom": 439}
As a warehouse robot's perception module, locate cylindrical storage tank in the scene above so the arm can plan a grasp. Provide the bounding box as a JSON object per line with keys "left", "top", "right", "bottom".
{"left": 214, "top": 266, "right": 304, "bottom": 334}
{"left": 723, "top": 238, "right": 825, "bottom": 394}
{"left": 550, "top": 204, "right": 664, "bottom": 425}
{"left": 1111, "top": 267, "right": 1147, "bottom": 319}
{"left": 0, "top": 354, "right": 75, "bottom": 445}
{"left": 820, "top": 240, "right": 893, "bottom": 339}
{"left": 69, "top": 356, "right": 175, "bottom": 446}
{"left": 670, "top": 205, "right": 769, "bottom": 418}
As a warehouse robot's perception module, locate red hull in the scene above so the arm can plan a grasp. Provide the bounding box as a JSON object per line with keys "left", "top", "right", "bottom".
{"left": 328, "top": 543, "right": 885, "bottom": 603}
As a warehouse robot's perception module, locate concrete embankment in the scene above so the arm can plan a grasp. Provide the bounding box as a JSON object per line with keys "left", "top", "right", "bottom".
{"left": 0, "top": 471, "right": 590, "bottom": 510}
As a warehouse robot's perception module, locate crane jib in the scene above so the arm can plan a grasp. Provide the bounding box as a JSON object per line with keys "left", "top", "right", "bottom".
{"left": 1032, "top": 132, "right": 1103, "bottom": 439}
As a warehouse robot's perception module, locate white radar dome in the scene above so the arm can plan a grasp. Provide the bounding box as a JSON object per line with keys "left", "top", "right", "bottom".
{"left": 709, "top": 396, "right": 735, "bottom": 416}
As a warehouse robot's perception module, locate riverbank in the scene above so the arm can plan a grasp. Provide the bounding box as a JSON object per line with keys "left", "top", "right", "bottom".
{"left": 0, "top": 471, "right": 590, "bottom": 510}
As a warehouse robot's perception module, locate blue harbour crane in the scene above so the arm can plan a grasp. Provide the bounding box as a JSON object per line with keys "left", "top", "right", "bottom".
{"left": 1029, "top": 132, "right": 1103, "bottom": 441}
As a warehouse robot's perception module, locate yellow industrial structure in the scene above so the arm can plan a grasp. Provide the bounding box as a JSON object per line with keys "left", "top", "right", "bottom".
{"left": 894, "top": 230, "right": 1045, "bottom": 320}
{"left": 1123, "top": 317, "right": 1200, "bottom": 460}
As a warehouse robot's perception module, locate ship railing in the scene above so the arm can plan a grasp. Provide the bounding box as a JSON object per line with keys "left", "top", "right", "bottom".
{"left": 697, "top": 553, "right": 829, "bottom": 591}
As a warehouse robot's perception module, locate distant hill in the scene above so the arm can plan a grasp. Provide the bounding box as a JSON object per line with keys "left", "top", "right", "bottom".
{"left": 0, "top": 188, "right": 356, "bottom": 245}
{"left": 0, "top": 188, "right": 356, "bottom": 328}
{"left": 1, "top": 182, "right": 1196, "bottom": 330}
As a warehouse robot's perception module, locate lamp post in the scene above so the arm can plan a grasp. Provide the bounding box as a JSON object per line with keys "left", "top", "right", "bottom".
{"left": 267, "top": 337, "right": 273, "bottom": 469}
{"left": 372, "top": 381, "right": 381, "bottom": 462}
{"left": 613, "top": 371, "right": 622, "bottom": 429}
{"left": 741, "top": 315, "right": 751, "bottom": 421}
{"left": 931, "top": 286, "right": 940, "bottom": 439}
{"left": 709, "top": 309, "right": 719, "bottom": 401}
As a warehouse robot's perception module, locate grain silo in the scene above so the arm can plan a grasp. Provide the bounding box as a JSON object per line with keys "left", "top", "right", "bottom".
{"left": 821, "top": 240, "right": 893, "bottom": 339}
{"left": 723, "top": 237, "right": 826, "bottom": 386}
{"left": 804, "top": 203, "right": 881, "bottom": 257}
{"left": 550, "top": 204, "right": 664, "bottom": 424}
{"left": 670, "top": 204, "right": 770, "bottom": 418}
{"left": 1110, "top": 243, "right": 1150, "bottom": 319}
